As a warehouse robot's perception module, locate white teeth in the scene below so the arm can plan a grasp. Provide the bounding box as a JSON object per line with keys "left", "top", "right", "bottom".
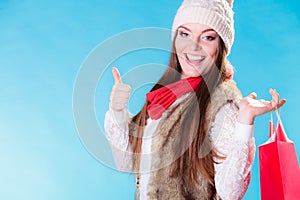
{"left": 186, "top": 54, "right": 205, "bottom": 61}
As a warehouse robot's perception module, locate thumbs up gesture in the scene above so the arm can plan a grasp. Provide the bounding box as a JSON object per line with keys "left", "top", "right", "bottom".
{"left": 110, "top": 67, "right": 131, "bottom": 112}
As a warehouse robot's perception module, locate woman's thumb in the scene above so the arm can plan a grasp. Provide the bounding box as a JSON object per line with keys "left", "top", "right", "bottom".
{"left": 247, "top": 92, "right": 257, "bottom": 99}
{"left": 112, "top": 67, "right": 122, "bottom": 84}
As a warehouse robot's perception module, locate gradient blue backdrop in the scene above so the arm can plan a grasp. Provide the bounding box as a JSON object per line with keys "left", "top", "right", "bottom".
{"left": 1, "top": 0, "right": 300, "bottom": 199}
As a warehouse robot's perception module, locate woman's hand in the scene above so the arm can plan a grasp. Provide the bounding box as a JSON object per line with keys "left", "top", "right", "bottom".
{"left": 110, "top": 67, "right": 131, "bottom": 112}
{"left": 237, "top": 89, "right": 286, "bottom": 125}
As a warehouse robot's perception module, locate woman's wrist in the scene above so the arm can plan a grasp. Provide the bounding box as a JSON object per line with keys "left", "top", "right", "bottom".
{"left": 109, "top": 107, "right": 127, "bottom": 124}
{"left": 237, "top": 109, "right": 255, "bottom": 125}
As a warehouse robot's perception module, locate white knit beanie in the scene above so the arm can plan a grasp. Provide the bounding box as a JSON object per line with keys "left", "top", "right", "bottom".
{"left": 172, "top": 0, "right": 234, "bottom": 55}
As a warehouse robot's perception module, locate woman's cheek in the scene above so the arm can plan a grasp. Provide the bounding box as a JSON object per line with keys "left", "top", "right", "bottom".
{"left": 175, "top": 39, "right": 187, "bottom": 52}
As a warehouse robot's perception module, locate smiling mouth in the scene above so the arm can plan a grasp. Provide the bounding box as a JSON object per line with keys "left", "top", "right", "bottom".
{"left": 185, "top": 53, "right": 205, "bottom": 66}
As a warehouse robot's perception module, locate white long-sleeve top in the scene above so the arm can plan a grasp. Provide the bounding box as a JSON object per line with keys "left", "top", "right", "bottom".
{"left": 104, "top": 100, "right": 255, "bottom": 200}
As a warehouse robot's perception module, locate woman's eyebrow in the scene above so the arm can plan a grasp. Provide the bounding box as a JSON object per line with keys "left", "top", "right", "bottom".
{"left": 202, "top": 29, "right": 216, "bottom": 33}
{"left": 178, "top": 26, "right": 216, "bottom": 34}
{"left": 178, "top": 26, "right": 191, "bottom": 31}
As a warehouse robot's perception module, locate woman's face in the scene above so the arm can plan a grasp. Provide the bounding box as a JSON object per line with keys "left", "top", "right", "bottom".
{"left": 175, "top": 23, "right": 220, "bottom": 79}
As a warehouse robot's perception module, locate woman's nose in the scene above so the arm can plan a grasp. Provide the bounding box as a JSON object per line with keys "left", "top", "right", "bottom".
{"left": 190, "top": 37, "right": 202, "bottom": 51}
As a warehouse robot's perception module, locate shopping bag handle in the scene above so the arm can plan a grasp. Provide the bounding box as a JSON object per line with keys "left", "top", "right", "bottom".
{"left": 269, "top": 109, "right": 280, "bottom": 138}
{"left": 271, "top": 109, "right": 290, "bottom": 142}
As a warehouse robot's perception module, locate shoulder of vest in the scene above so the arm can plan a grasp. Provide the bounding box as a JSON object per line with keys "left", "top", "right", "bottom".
{"left": 211, "top": 79, "right": 242, "bottom": 107}
{"left": 206, "top": 80, "right": 242, "bottom": 122}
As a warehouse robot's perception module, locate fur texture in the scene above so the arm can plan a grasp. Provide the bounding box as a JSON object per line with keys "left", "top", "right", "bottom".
{"left": 134, "top": 80, "right": 242, "bottom": 199}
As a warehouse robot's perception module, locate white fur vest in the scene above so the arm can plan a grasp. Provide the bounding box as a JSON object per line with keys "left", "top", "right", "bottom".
{"left": 131, "top": 80, "right": 242, "bottom": 200}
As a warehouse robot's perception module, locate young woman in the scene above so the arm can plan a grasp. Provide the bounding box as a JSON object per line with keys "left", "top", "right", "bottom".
{"left": 105, "top": 0, "right": 286, "bottom": 199}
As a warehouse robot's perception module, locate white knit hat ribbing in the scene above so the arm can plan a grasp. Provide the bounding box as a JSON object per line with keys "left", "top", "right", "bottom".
{"left": 172, "top": 0, "right": 235, "bottom": 55}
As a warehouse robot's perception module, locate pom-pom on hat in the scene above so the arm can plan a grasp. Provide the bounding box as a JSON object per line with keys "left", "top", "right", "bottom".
{"left": 172, "top": 0, "right": 235, "bottom": 55}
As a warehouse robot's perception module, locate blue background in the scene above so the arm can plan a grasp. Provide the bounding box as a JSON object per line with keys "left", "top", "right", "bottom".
{"left": 1, "top": 0, "right": 300, "bottom": 199}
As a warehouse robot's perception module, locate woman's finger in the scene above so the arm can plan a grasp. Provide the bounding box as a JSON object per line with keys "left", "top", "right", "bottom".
{"left": 275, "top": 99, "right": 287, "bottom": 110}
{"left": 110, "top": 97, "right": 129, "bottom": 104}
{"left": 113, "top": 84, "right": 131, "bottom": 92}
{"left": 247, "top": 92, "right": 257, "bottom": 99}
{"left": 270, "top": 89, "right": 280, "bottom": 108}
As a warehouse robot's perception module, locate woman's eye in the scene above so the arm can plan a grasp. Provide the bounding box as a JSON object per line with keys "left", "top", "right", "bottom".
{"left": 202, "top": 36, "right": 216, "bottom": 41}
{"left": 178, "top": 31, "right": 190, "bottom": 37}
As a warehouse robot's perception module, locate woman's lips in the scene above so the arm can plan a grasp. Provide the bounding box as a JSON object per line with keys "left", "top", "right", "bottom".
{"left": 185, "top": 53, "right": 205, "bottom": 67}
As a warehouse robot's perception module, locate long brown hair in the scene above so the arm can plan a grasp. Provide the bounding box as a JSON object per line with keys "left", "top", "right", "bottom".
{"left": 129, "top": 32, "right": 227, "bottom": 187}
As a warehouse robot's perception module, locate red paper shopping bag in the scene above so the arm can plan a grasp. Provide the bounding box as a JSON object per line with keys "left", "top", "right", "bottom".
{"left": 259, "top": 112, "right": 300, "bottom": 200}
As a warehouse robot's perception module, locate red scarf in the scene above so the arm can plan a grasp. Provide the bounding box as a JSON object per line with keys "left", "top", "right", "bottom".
{"left": 146, "top": 77, "right": 202, "bottom": 120}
